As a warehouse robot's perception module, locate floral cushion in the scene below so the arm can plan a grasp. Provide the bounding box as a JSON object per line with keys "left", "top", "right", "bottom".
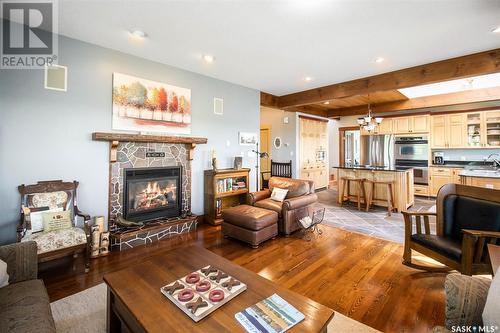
{"left": 21, "top": 227, "right": 87, "bottom": 254}
{"left": 29, "top": 191, "right": 69, "bottom": 209}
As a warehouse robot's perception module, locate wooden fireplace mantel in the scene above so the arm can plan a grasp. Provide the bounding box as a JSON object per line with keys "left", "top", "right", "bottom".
{"left": 92, "top": 132, "right": 208, "bottom": 162}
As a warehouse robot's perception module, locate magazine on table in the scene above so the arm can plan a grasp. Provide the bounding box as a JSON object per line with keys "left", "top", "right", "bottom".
{"left": 235, "top": 293, "right": 305, "bottom": 333}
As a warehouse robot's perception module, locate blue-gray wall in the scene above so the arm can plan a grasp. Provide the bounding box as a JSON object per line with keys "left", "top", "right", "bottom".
{"left": 430, "top": 148, "right": 500, "bottom": 162}
{"left": 260, "top": 106, "right": 297, "bottom": 177}
{"left": 0, "top": 35, "right": 260, "bottom": 245}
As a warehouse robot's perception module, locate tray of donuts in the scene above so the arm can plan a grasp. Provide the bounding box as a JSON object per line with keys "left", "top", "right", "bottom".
{"left": 160, "top": 265, "right": 247, "bottom": 322}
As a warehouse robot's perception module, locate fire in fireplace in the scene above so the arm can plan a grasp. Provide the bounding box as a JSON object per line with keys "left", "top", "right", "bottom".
{"left": 123, "top": 167, "right": 182, "bottom": 222}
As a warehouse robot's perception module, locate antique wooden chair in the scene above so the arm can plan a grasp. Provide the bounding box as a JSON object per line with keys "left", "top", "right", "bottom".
{"left": 261, "top": 160, "right": 292, "bottom": 189}
{"left": 17, "top": 180, "right": 91, "bottom": 272}
{"left": 402, "top": 184, "right": 500, "bottom": 275}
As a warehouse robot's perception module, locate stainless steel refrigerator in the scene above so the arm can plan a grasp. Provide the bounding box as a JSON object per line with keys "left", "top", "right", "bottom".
{"left": 360, "top": 134, "right": 394, "bottom": 167}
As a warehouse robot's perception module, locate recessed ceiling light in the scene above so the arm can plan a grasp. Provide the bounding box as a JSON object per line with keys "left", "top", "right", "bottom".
{"left": 492, "top": 26, "right": 500, "bottom": 33}
{"left": 128, "top": 30, "right": 147, "bottom": 39}
{"left": 323, "top": 101, "right": 330, "bottom": 105}
{"left": 202, "top": 54, "right": 215, "bottom": 63}
{"left": 375, "top": 57, "right": 385, "bottom": 63}
{"left": 304, "top": 76, "right": 312, "bottom": 82}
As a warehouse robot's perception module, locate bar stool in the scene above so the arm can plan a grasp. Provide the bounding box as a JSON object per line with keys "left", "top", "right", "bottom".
{"left": 365, "top": 180, "right": 395, "bottom": 215}
{"left": 339, "top": 177, "right": 366, "bottom": 211}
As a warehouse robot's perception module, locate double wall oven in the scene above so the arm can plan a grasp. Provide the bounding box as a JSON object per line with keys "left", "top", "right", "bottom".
{"left": 394, "top": 136, "right": 429, "bottom": 185}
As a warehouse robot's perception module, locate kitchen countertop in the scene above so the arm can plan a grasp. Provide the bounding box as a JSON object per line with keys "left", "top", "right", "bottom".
{"left": 333, "top": 165, "right": 412, "bottom": 172}
{"left": 430, "top": 164, "right": 465, "bottom": 168}
{"left": 459, "top": 169, "right": 500, "bottom": 179}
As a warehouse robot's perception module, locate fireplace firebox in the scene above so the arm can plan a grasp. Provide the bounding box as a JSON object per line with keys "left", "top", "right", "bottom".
{"left": 123, "top": 167, "right": 182, "bottom": 222}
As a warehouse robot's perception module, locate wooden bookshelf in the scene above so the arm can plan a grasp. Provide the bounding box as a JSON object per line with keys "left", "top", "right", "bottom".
{"left": 204, "top": 168, "right": 250, "bottom": 225}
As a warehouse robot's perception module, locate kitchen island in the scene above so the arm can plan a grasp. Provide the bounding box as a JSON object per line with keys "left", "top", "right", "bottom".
{"left": 460, "top": 168, "right": 500, "bottom": 190}
{"left": 334, "top": 165, "right": 414, "bottom": 211}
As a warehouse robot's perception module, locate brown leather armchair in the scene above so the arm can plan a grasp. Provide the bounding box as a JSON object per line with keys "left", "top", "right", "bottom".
{"left": 248, "top": 177, "right": 318, "bottom": 235}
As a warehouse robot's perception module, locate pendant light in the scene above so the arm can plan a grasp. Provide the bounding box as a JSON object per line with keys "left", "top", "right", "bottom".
{"left": 357, "top": 94, "right": 383, "bottom": 132}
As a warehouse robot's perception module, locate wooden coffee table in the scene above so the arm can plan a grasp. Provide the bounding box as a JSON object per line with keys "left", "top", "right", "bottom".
{"left": 104, "top": 245, "right": 334, "bottom": 332}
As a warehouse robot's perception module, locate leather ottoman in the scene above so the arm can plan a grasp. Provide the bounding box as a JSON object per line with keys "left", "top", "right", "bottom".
{"left": 222, "top": 205, "right": 278, "bottom": 248}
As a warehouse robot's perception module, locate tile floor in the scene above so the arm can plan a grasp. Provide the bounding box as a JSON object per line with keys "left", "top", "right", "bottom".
{"left": 315, "top": 187, "right": 436, "bottom": 243}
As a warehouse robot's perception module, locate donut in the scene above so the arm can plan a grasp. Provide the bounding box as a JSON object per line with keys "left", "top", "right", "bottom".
{"left": 208, "top": 289, "right": 224, "bottom": 302}
{"left": 177, "top": 289, "right": 194, "bottom": 302}
{"left": 185, "top": 272, "right": 200, "bottom": 284}
{"left": 196, "top": 280, "right": 211, "bottom": 292}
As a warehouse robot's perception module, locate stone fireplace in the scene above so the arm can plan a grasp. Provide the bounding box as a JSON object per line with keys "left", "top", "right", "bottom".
{"left": 109, "top": 142, "right": 191, "bottom": 223}
{"left": 92, "top": 132, "right": 208, "bottom": 251}
{"left": 123, "top": 166, "right": 182, "bottom": 222}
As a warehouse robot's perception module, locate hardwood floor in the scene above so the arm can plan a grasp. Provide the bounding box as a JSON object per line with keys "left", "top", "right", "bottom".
{"left": 40, "top": 223, "right": 446, "bottom": 332}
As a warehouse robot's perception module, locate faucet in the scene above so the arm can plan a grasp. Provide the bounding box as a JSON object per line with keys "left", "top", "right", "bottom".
{"left": 486, "top": 154, "right": 500, "bottom": 168}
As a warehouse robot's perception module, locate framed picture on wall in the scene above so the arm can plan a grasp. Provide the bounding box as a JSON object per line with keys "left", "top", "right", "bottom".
{"left": 239, "top": 132, "right": 258, "bottom": 146}
{"left": 112, "top": 73, "right": 191, "bottom": 135}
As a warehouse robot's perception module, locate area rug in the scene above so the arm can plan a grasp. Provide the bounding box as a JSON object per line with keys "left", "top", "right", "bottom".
{"left": 50, "top": 283, "right": 379, "bottom": 332}
{"left": 50, "top": 283, "right": 106, "bottom": 333}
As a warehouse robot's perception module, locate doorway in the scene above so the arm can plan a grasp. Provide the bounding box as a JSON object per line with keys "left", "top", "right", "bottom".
{"left": 339, "top": 127, "right": 361, "bottom": 165}
{"left": 260, "top": 125, "right": 271, "bottom": 188}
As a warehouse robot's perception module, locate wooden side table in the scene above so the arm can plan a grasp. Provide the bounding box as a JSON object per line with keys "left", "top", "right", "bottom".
{"left": 488, "top": 244, "right": 500, "bottom": 275}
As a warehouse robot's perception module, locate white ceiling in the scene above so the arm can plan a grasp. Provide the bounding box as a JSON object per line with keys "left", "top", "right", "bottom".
{"left": 57, "top": 0, "right": 500, "bottom": 96}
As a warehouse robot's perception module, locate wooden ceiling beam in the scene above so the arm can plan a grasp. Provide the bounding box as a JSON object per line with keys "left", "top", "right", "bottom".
{"left": 287, "top": 106, "right": 329, "bottom": 118}
{"left": 327, "top": 86, "right": 500, "bottom": 117}
{"left": 260, "top": 92, "right": 280, "bottom": 108}
{"left": 278, "top": 48, "right": 500, "bottom": 108}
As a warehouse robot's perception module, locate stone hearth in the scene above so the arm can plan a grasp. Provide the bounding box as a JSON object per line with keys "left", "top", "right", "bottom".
{"left": 109, "top": 142, "right": 191, "bottom": 223}
{"left": 92, "top": 132, "right": 208, "bottom": 251}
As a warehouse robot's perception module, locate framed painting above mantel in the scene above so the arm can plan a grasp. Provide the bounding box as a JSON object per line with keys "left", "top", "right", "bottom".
{"left": 112, "top": 72, "right": 192, "bottom": 135}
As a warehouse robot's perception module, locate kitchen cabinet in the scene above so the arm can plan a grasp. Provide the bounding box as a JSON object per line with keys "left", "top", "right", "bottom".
{"left": 412, "top": 115, "right": 430, "bottom": 133}
{"left": 299, "top": 117, "right": 329, "bottom": 189}
{"left": 393, "top": 115, "right": 429, "bottom": 134}
{"left": 429, "top": 167, "right": 463, "bottom": 196}
{"left": 484, "top": 110, "right": 500, "bottom": 147}
{"left": 361, "top": 116, "right": 428, "bottom": 135}
{"left": 465, "top": 112, "right": 483, "bottom": 147}
{"left": 393, "top": 117, "right": 411, "bottom": 133}
{"left": 414, "top": 184, "right": 429, "bottom": 196}
{"left": 430, "top": 110, "right": 500, "bottom": 149}
{"left": 431, "top": 115, "right": 447, "bottom": 148}
{"left": 360, "top": 118, "right": 393, "bottom": 135}
{"left": 376, "top": 118, "right": 393, "bottom": 134}
{"left": 448, "top": 114, "right": 465, "bottom": 147}
{"left": 431, "top": 114, "right": 465, "bottom": 148}
{"left": 300, "top": 167, "right": 328, "bottom": 189}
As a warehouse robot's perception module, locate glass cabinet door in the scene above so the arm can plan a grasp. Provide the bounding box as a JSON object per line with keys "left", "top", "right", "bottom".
{"left": 466, "top": 112, "right": 483, "bottom": 147}
{"left": 484, "top": 110, "right": 500, "bottom": 147}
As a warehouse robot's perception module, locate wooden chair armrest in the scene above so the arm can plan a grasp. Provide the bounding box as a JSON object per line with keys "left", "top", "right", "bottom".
{"left": 75, "top": 207, "right": 91, "bottom": 221}
{"left": 402, "top": 210, "right": 435, "bottom": 236}
{"left": 462, "top": 229, "right": 500, "bottom": 238}
{"left": 461, "top": 229, "right": 500, "bottom": 275}
{"left": 402, "top": 211, "right": 437, "bottom": 217}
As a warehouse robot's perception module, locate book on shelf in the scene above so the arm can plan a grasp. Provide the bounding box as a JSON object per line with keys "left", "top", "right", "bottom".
{"left": 235, "top": 293, "right": 305, "bottom": 333}
{"left": 215, "top": 198, "right": 222, "bottom": 215}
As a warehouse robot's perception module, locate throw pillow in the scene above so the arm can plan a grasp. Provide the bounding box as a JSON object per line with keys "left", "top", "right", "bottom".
{"left": 29, "top": 206, "right": 63, "bottom": 233}
{"left": 43, "top": 210, "right": 72, "bottom": 232}
{"left": 483, "top": 267, "right": 500, "bottom": 328}
{"left": 0, "top": 258, "right": 8, "bottom": 288}
{"left": 270, "top": 188, "right": 288, "bottom": 202}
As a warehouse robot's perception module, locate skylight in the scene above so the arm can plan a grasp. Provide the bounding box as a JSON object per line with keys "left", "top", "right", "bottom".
{"left": 398, "top": 72, "right": 500, "bottom": 99}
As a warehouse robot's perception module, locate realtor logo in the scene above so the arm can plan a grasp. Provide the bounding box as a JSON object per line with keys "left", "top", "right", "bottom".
{"left": 1, "top": 0, "right": 58, "bottom": 69}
